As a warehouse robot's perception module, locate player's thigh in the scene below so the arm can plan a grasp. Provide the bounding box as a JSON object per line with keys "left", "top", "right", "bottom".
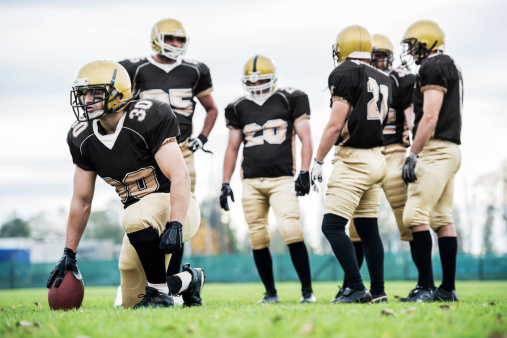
{"left": 268, "top": 177, "right": 303, "bottom": 244}
{"left": 429, "top": 174, "right": 457, "bottom": 231}
{"left": 242, "top": 179, "right": 271, "bottom": 249}
{"left": 354, "top": 182, "right": 382, "bottom": 218}
{"left": 122, "top": 193, "right": 200, "bottom": 243}
{"left": 383, "top": 148, "right": 408, "bottom": 210}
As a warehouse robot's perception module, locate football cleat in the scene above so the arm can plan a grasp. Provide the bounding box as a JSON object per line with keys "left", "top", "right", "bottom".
{"left": 132, "top": 286, "right": 174, "bottom": 309}
{"left": 173, "top": 295, "right": 184, "bottom": 306}
{"left": 258, "top": 290, "right": 280, "bottom": 304}
{"left": 433, "top": 287, "right": 459, "bottom": 302}
{"left": 371, "top": 292, "right": 388, "bottom": 303}
{"left": 180, "top": 263, "right": 205, "bottom": 307}
{"left": 300, "top": 289, "right": 317, "bottom": 303}
{"left": 330, "top": 287, "right": 347, "bottom": 303}
{"left": 399, "top": 285, "right": 434, "bottom": 302}
{"left": 338, "top": 288, "right": 372, "bottom": 304}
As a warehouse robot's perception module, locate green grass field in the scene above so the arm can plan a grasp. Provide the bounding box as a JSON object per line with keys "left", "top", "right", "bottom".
{"left": 1, "top": 281, "right": 506, "bottom": 337}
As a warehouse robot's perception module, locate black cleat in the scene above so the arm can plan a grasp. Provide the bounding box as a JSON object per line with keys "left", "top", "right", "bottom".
{"left": 258, "top": 290, "right": 280, "bottom": 304}
{"left": 300, "top": 289, "right": 316, "bottom": 303}
{"left": 338, "top": 288, "right": 372, "bottom": 304}
{"left": 433, "top": 287, "right": 459, "bottom": 302}
{"left": 371, "top": 292, "right": 388, "bottom": 303}
{"left": 132, "top": 286, "right": 174, "bottom": 309}
{"left": 180, "top": 263, "right": 205, "bottom": 307}
{"left": 330, "top": 287, "right": 347, "bottom": 303}
{"left": 399, "top": 285, "right": 434, "bottom": 302}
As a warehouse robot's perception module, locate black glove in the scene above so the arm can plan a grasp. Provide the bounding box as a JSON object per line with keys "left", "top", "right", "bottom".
{"left": 402, "top": 152, "right": 418, "bottom": 186}
{"left": 46, "top": 248, "right": 82, "bottom": 288}
{"left": 159, "top": 221, "right": 183, "bottom": 254}
{"left": 188, "top": 134, "right": 208, "bottom": 153}
{"left": 295, "top": 170, "right": 311, "bottom": 196}
{"left": 220, "top": 183, "right": 235, "bottom": 211}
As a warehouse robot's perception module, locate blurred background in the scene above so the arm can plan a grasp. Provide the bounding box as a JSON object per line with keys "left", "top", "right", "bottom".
{"left": 1, "top": 0, "right": 506, "bottom": 287}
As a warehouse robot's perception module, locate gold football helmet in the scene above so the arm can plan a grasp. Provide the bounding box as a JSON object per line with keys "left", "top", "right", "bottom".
{"left": 151, "top": 18, "right": 188, "bottom": 60}
{"left": 332, "top": 25, "right": 372, "bottom": 64}
{"left": 71, "top": 60, "right": 132, "bottom": 121}
{"left": 372, "top": 34, "right": 394, "bottom": 71}
{"left": 242, "top": 55, "right": 277, "bottom": 99}
{"left": 402, "top": 20, "right": 445, "bottom": 65}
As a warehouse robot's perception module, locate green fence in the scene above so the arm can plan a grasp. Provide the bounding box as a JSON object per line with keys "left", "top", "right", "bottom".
{"left": 1, "top": 253, "right": 506, "bottom": 289}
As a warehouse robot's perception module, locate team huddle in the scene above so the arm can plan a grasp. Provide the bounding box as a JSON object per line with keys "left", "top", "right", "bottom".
{"left": 46, "top": 18, "right": 463, "bottom": 308}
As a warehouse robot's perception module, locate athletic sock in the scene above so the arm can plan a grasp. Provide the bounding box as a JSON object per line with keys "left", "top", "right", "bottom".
{"left": 322, "top": 213, "right": 365, "bottom": 292}
{"left": 342, "top": 241, "right": 364, "bottom": 289}
{"left": 409, "top": 240, "right": 422, "bottom": 286}
{"left": 438, "top": 236, "right": 458, "bottom": 291}
{"left": 354, "top": 218, "right": 384, "bottom": 295}
{"left": 252, "top": 248, "right": 277, "bottom": 293}
{"left": 148, "top": 282, "right": 169, "bottom": 294}
{"left": 412, "top": 230, "right": 434, "bottom": 289}
{"left": 127, "top": 227, "right": 166, "bottom": 284}
{"left": 166, "top": 271, "right": 192, "bottom": 294}
{"left": 167, "top": 243, "right": 185, "bottom": 276}
{"left": 288, "top": 241, "right": 312, "bottom": 292}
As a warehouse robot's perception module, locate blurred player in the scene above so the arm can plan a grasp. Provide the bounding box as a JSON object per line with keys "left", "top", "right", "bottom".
{"left": 400, "top": 20, "right": 463, "bottom": 302}
{"left": 220, "top": 55, "right": 316, "bottom": 303}
{"left": 46, "top": 60, "right": 204, "bottom": 309}
{"left": 312, "top": 25, "right": 392, "bottom": 303}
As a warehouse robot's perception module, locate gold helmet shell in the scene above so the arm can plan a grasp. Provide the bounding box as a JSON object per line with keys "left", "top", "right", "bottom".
{"left": 242, "top": 55, "right": 277, "bottom": 99}
{"left": 151, "top": 18, "right": 188, "bottom": 60}
{"left": 71, "top": 60, "right": 132, "bottom": 121}
{"left": 402, "top": 20, "right": 445, "bottom": 64}
{"left": 372, "top": 34, "right": 394, "bottom": 70}
{"left": 332, "top": 25, "right": 372, "bottom": 64}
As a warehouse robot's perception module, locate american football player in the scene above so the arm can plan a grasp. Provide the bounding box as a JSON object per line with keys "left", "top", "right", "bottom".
{"left": 220, "top": 55, "right": 316, "bottom": 303}
{"left": 118, "top": 18, "right": 217, "bottom": 302}
{"left": 400, "top": 20, "right": 462, "bottom": 302}
{"left": 312, "top": 25, "right": 392, "bottom": 303}
{"left": 46, "top": 60, "right": 204, "bottom": 309}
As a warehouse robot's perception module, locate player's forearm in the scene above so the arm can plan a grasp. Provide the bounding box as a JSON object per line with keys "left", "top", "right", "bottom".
{"left": 404, "top": 105, "right": 414, "bottom": 132}
{"left": 315, "top": 124, "right": 341, "bottom": 162}
{"left": 199, "top": 106, "right": 218, "bottom": 138}
{"left": 222, "top": 147, "right": 239, "bottom": 183}
{"left": 300, "top": 137, "right": 313, "bottom": 171}
{"left": 169, "top": 174, "right": 191, "bottom": 223}
{"left": 65, "top": 198, "right": 92, "bottom": 251}
{"left": 411, "top": 116, "right": 437, "bottom": 154}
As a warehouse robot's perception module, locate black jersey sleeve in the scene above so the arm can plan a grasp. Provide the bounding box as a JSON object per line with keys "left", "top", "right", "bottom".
{"left": 66, "top": 128, "right": 96, "bottom": 171}
{"left": 419, "top": 58, "right": 449, "bottom": 93}
{"left": 328, "top": 67, "right": 357, "bottom": 107}
{"left": 279, "top": 88, "right": 311, "bottom": 121}
{"left": 193, "top": 62, "right": 213, "bottom": 96}
{"left": 143, "top": 102, "right": 181, "bottom": 155}
{"left": 224, "top": 99, "right": 243, "bottom": 130}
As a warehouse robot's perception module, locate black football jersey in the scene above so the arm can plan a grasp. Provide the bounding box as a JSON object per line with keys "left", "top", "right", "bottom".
{"left": 225, "top": 88, "right": 310, "bottom": 179}
{"left": 384, "top": 65, "right": 416, "bottom": 147}
{"left": 413, "top": 54, "right": 463, "bottom": 145}
{"left": 67, "top": 99, "right": 180, "bottom": 208}
{"left": 328, "top": 60, "right": 393, "bottom": 148}
{"left": 119, "top": 56, "right": 213, "bottom": 142}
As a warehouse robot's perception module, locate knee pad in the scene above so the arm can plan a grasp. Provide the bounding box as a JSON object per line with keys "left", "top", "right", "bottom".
{"left": 321, "top": 213, "right": 348, "bottom": 238}
{"left": 249, "top": 225, "right": 270, "bottom": 250}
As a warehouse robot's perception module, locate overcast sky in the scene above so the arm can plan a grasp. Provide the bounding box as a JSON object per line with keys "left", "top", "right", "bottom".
{"left": 1, "top": 0, "right": 506, "bottom": 252}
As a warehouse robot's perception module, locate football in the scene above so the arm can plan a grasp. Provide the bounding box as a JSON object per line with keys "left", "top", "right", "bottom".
{"left": 48, "top": 271, "right": 85, "bottom": 310}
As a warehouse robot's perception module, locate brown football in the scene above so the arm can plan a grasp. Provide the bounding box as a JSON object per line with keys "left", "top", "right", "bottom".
{"left": 48, "top": 271, "right": 84, "bottom": 310}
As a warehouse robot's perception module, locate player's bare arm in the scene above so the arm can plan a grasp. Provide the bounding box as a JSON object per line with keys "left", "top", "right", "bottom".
{"left": 222, "top": 130, "right": 243, "bottom": 183}
{"left": 404, "top": 104, "right": 414, "bottom": 132}
{"left": 315, "top": 100, "right": 349, "bottom": 162}
{"left": 197, "top": 94, "right": 218, "bottom": 138}
{"left": 65, "top": 166, "right": 97, "bottom": 251}
{"left": 294, "top": 119, "right": 312, "bottom": 171}
{"left": 155, "top": 141, "right": 190, "bottom": 223}
{"left": 410, "top": 89, "right": 444, "bottom": 154}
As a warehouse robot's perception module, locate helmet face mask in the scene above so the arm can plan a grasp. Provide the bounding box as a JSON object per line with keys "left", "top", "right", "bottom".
{"left": 242, "top": 55, "right": 277, "bottom": 100}
{"left": 371, "top": 34, "right": 394, "bottom": 71}
{"left": 152, "top": 19, "right": 188, "bottom": 61}
{"left": 70, "top": 61, "right": 132, "bottom": 122}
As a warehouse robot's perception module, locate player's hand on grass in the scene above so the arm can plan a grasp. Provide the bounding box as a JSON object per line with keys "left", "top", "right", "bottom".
{"left": 159, "top": 221, "right": 183, "bottom": 254}
{"left": 46, "top": 248, "right": 82, "bottom": 288}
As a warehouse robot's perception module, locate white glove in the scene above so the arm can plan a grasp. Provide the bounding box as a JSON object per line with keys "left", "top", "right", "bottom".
{"left": 188, "top": 134, "right": 207, "bottom": 152}
{"left": 311, "top": 159, "right": 324, "bottom": 192}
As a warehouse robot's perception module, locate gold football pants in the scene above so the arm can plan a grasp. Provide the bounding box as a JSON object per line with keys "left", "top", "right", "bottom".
{"left": 325, "top": 146, "right": 386, "bottom": 221}
{"left": 242, "top": 176, "right": 304, "bottom": 250}
{"left": 403, "top": 139, "right": 461, "bottom": 231}
{"left": 179, "top": 138, "right": 197, "bottom": 193}
{"left": 119, "top": 193, "right": 201, "bottom": 308}
{"left": 349, "top": 144, "right": 412, "bottom": 242}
